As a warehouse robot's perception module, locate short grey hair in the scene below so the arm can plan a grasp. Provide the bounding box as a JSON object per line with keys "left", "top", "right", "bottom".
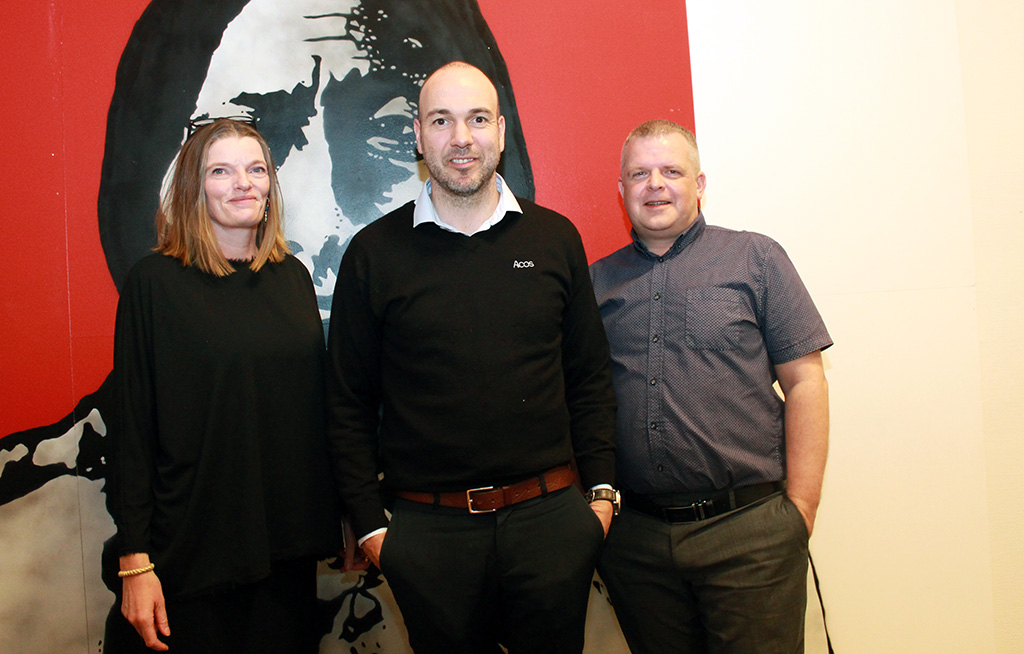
{"left": 621, "top": 119, "right": 700, "bottom": 173}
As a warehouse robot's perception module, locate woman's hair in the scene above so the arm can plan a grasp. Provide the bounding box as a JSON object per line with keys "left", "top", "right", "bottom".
{"left": 155, "top": 119, "right": 289, "bottom": 276}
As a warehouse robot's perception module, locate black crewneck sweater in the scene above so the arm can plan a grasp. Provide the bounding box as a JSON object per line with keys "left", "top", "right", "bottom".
{"left": 327, "top": 199, "right": 617, "bottom": 537}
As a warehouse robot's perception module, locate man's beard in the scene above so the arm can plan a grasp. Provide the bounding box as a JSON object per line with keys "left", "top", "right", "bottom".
{"left": 426, "top": 148, "right": 500, "bottom": 199}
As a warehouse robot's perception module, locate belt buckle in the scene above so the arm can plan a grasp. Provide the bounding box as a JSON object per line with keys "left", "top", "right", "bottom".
{"left": 466, "top": 486, "right": 497, "bottom": 513}
{"left": 688, "top": 499, "right": 713, "bottom": 520}
{"left": 665, "top": 499, "right": 713, "bottom": 522}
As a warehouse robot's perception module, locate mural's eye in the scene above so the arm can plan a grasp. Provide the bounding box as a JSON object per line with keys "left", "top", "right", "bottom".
{"left": 230, "top": 55, "right": 322, "bottom": 170}
{"left": 368, "top": 115, "right": 415, "bottom": 157}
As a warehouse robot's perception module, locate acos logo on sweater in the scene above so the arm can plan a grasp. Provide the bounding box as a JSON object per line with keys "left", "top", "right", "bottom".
{"left": 512, "top": 260, "right": 535, "bottom": 269}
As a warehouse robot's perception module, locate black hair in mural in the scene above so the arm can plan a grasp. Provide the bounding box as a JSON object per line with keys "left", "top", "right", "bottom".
{"left": 98, "top": 0, "right": 534, "bottom": 298}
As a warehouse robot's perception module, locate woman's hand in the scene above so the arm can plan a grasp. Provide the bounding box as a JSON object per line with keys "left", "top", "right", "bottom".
{"left": 119, "top": 554, "right": 170, "bottom": 651}
{"left": 337, "top": 517, "right": 370, "bottom": 572}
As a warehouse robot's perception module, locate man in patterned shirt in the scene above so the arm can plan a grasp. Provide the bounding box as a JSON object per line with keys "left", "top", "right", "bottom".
{"left": 590, "top": 119, "right": 832, "bottom": 653}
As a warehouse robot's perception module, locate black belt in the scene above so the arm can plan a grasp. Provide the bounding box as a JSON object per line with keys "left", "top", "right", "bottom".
{"left": 623, "top": 481, "right": 785, "bottom": 523}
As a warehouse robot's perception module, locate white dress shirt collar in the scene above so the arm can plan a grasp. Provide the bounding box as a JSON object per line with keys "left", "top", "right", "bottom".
{"left": 412, "top": 174, "right": 523, "bottom": 236}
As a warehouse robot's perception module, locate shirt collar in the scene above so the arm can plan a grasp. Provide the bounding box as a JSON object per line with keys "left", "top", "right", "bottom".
{"left": 413, "top": 174, "right": 523, "bottom": 236}
{"left": 631, "top": 213, "right": 707, "bottom": 260}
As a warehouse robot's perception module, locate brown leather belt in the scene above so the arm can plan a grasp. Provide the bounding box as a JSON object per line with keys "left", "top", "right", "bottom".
{"left": 394, "top": 464, "right": 576, "bottom": 514}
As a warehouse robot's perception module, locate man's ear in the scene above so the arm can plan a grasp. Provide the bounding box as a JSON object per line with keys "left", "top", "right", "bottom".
{"left": 413, "top": 118, "right": 423, "bottom": 155}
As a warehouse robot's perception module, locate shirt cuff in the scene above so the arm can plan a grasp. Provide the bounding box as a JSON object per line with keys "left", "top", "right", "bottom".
{"left": 357, "top": 527, "right": 388, "bottom": 547}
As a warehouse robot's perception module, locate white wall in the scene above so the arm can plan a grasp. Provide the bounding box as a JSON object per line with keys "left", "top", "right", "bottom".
{"left": 957, "top": 0, "right": 1024, "bottom": 649}
{"left": 687, "top": 1, "right": 1023, "bottom": 652}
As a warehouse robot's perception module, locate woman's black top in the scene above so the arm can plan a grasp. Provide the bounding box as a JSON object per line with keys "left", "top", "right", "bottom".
{"left": 109, "top": 253, "right": 341, "bottom": 598}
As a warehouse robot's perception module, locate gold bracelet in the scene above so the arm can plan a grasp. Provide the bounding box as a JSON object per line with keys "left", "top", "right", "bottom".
{"left": 118, "top": 563, "right": 156, "bottom": 578}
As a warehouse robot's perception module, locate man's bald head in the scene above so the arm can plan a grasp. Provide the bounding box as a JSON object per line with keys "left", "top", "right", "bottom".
{"left": 418, "top": 61, "right": 501, "bottom": 121}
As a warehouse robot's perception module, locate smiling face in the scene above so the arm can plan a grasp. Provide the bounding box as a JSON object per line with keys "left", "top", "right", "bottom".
{"left": 619, "top": 132, "right": 706, "bottom": 255}
{"left": 204, "top": 135, "right": 271, "bottom": 255}
{"left": 414, "top": 64, "right": 506, "bottom": 204}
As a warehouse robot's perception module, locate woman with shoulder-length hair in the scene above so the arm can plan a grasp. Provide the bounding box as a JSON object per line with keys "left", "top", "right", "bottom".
{"left": 153, "top": 118, "right": 291, "bottom": 274}
{"left": 104, "top": 118, "right": 342, "bottom": 653}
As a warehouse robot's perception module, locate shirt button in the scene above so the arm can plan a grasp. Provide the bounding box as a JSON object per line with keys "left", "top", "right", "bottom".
{"left": 650, "top": 378, "right": 657, "bottom": 385}
{"left": 650, "top": 422, "right": 657, "bottom": 430}
{"left": 657, "top": 465, "right": 664, "bottom": 472}
{"left": 652, "top": 335, "right": 659, "bottom": 343}
{"left": 658, "top": 257, "right": 664, "bottom": 263}
{"left": 653, "top": 293, "right": 661, "bottom": 300}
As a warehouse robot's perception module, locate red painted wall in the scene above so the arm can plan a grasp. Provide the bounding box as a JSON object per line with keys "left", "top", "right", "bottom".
{"left": 0, "top": 1, "right": 692, "bottom": 436}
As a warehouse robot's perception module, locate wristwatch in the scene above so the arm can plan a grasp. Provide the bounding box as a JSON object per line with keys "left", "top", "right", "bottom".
{"left": 585, "top": 488, "right": 622, "bottom": 516}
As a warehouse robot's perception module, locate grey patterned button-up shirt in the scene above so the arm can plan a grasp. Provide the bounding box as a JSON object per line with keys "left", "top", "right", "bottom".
{"left": 590, "top": 214, "right": 832, "bottom": 496}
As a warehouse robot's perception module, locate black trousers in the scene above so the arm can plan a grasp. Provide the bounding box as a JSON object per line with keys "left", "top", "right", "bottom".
{"left": 379, "top": 487, "right": 605, "bottom": 654}
{"left": 103, "top": 558, "right": 320, "bottom": 654}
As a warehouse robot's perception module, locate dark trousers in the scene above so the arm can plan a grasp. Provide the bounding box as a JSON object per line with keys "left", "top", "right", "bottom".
{"left": 103, "top": 558, "right": 320, "bottom": 654}
{"left": 379, "top": 487, "right": 605, "bottom": 654}
{"left": 598, "top": 493, "right": 809, "bottom": 654}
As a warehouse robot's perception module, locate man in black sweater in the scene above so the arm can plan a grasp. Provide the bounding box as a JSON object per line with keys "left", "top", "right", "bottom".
{"left": 327, "top": 61, "right": 619, "bottom": 654}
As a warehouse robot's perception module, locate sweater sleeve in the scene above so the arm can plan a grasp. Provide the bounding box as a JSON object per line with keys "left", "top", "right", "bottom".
{"left": 559, "top": 226, "right": 617, "bottom": 489}
{"left": 108, "top": 263, "right": 158, "bottom": 555}
{"left": 326, "top": 239, "right": 389, "bottom": 539}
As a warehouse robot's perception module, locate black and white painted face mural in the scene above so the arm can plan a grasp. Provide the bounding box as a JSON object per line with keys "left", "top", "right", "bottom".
{"left": 188, "top": 0, "right": 424, "bottom": 316}
{"left": 99, "top": 0, "right": 533, "bottom": 321}
{"left": 2, "top": 0, "right": 532, "bottom": 650}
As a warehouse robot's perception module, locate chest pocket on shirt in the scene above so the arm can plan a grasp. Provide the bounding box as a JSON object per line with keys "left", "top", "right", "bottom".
{"left": 684, "top": 286, "right": 746, "bottom": 350}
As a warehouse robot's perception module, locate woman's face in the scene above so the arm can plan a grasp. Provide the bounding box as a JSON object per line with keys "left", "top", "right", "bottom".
{"left": 203, "top": 136, "right": 271, "bottom": 251}
{"left": 185, "top": 0, "right": 426, "bottom": 316}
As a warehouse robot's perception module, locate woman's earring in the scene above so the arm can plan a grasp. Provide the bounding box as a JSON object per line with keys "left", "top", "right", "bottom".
{"left": 263, "top": 199, "right": 269, "bottom": 225}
